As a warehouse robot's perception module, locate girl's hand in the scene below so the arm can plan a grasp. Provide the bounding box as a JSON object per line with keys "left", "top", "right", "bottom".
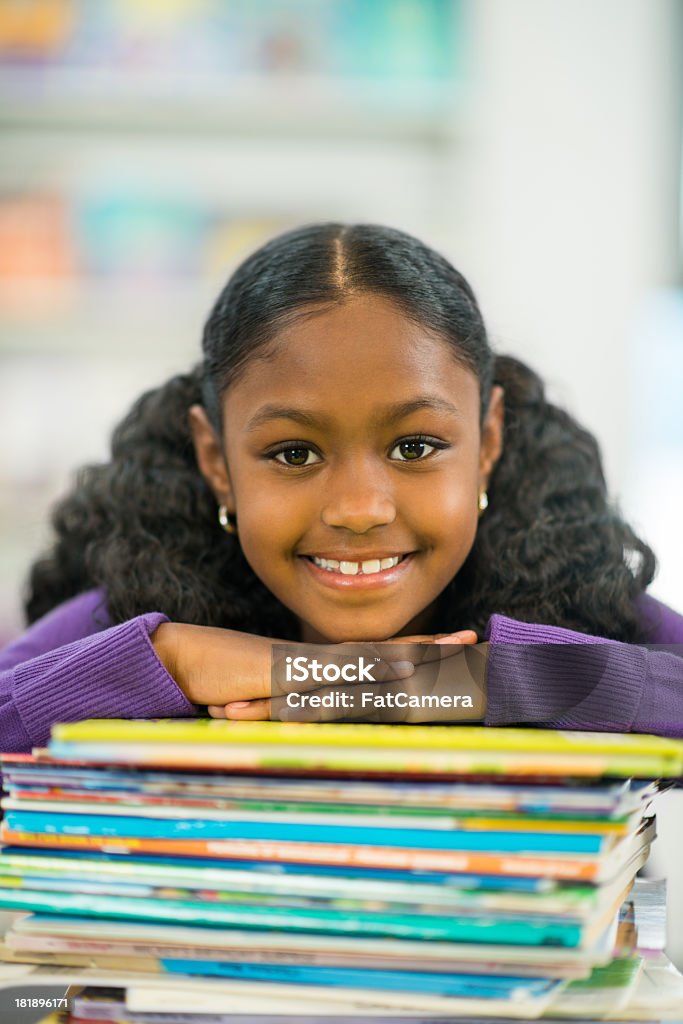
{"left": 389, "top": 630, "right": 478, "bottom": 643}
{"left": 384, "top": 630, "right": 478, "bottom": 654}
{"left": 201, "top": 629, "right": 483, "bottom": 723}
{"left": 273, "top": 635, "right": 488, "bottom": 725}
{"left": 152, "top": 623, "right": 276, "bottom": 714}
{"left": 371, "top": 636, "right": 488, "bottom": 724}
{"left": 151, "top": 623, "right": 415, "bottom": 721}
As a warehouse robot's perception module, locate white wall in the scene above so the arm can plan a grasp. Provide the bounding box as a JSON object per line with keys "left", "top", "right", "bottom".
{"left": 451, "top": 0, "right": 681, "bottom": 504}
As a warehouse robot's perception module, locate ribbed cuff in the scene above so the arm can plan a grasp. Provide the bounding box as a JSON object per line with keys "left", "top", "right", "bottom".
{"left": 0, "top": 699, "right": 34, "bottom": 753}
{"left": 484, "top": 614, "right": 646, "bottom": 732}
{"left": 632, "top": 646, "right": 683, "bottom": 738}
{"left": 13, "top": 612, "right": 197, "bottom": 748}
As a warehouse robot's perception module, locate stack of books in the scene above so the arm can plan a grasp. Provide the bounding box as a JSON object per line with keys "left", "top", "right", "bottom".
{"left": 0, "top": 720, "right": 682, "bottom": 1020}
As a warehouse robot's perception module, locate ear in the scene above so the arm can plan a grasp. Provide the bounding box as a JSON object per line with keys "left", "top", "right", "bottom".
{"left": 188, "top": 404, "right": 235, "bottom": 511}
{"left": 479, "top": 385, "right": 504, "bottom": 489}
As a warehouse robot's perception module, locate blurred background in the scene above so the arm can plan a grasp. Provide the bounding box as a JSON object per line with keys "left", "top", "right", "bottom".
{"left": 0, "top": 0, "right": 682, "bottom": 964}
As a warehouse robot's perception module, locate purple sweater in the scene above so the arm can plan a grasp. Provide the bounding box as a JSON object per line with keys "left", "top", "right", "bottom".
{"left": 1, "top": 590, "right": 683, "bottom": 752}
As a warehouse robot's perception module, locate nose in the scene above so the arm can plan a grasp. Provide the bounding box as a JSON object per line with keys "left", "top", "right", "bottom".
{"left": 321, "top": 458, "right": 397, "bottom": 533}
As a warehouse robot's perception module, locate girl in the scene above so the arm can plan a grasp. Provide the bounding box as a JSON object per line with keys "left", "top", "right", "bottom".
{"left": 1, "top": 223, "right": 682, "bottom": 753}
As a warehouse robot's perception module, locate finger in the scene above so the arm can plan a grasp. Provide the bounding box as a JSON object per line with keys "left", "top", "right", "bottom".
{"left": 334, "top": 642, "right": 416, "bottom": 682}
{"left": 378, "top": 641, "right": 466, "bottom": 668}
{"left": 207, "top": 705, "right": 227, "bottom": 719}
{"left": 387, "top": 631, "right": 478, "bottom": 644}
{"left": 454, "top": 630, "right": 478, "bottom": 643}
{"left": 405, "top": 651, "right": 486, "bottom": 712}
{"left": 436, "top": 630, "right": 478, "bottom": 645}
{"left": 224, "top": 698, "right": 271, "bottom": 721}
{"left": 382, "top": 633, "right": 478, "bottom": 666}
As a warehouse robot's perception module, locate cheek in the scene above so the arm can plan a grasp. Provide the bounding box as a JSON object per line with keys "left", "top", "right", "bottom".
{"left": 233, "top": 480, "right": 304, "bottom": 562}
{"left": 419, "top": 468, "right": 479, "bottom": 525}
{"left": 418, "top": 473, "right": 480, "bottom": 563}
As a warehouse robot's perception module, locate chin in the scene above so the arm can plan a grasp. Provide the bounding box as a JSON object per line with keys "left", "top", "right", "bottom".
{"left": 311, "top": 618, "right": 402, "bottom": 644}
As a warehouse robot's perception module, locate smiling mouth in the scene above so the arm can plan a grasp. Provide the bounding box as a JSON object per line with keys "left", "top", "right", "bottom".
{"left": 304, "top": 554, "right": 408, "bottom": 576}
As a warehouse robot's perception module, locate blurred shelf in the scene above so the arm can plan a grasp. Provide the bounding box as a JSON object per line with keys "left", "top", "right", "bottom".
{"left": 0, "top": 277, "right": 211, "bottom": 356}
{"left": 0, "top": 68, "right": 463, "bottom": 142}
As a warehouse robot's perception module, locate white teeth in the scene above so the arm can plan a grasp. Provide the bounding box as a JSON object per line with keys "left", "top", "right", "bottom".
{"left": 362, "top": 559, "right": 381, "bottom": 575}
{"left": 311, "top": 555, "right": 402, "bottom": 575}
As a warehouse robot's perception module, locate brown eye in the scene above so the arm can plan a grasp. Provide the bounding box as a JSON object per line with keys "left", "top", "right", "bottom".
{"left": 399, "top": 441, "right": 425, "bottom": 460}
{"left": 390, "top": 439, "right": 436, "bottom": 461}
{"left": 274, "top": 447, "right": 320, "bottom": 467}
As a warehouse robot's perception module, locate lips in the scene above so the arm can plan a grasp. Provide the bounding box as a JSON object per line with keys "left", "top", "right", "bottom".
{"left": 299, "top": 552, "right": 414, "bottom": 591}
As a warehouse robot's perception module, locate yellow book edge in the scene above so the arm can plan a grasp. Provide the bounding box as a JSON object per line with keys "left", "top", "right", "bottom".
{"left": 50, "top": 719, "right": 683, "bottom": 759}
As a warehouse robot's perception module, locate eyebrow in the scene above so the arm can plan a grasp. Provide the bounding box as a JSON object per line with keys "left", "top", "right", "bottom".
{"left": 245, "top": 396, "right": 462, "bottom": 433}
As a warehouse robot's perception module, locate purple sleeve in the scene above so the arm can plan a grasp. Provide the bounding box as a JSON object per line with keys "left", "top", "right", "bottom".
{"left": 483, "top": 595, "right": 683, "bottom": 737}
{"left": 0, "top": 591, "right": 196, "bottom": 753}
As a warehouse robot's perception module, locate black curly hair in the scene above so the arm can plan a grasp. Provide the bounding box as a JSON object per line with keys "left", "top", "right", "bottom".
{"left": 26, "top": 223, "right": 656, "bottom": 642}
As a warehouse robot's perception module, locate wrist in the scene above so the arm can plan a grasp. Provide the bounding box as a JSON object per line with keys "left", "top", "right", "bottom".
{"left": 151, "top": 622, "right": 185, "bottom": 689}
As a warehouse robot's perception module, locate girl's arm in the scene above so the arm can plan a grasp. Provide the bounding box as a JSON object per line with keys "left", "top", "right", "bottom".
{"left": 0, "top": 594, "right": 196, "bottom": 753}
{"left": 0, "top": 592, "right": 293, "bottom": 751}
{"left": 483, "top": 601, "right": 683, "bottom": 737}
{"left": 382, "top": 596, "right": 683, "bottom": 736}
{"left": 1, "top": 592, "right": 414, "bottom": 750}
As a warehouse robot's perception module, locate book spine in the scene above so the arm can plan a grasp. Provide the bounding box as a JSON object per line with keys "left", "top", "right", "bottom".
{"left": 1, "top": 796, "right": 632, "bottom": 834}
{"left": 50, "top": 720, "right": 682, "bottom": 758}
{"left": 158, "top": 959, "right": 555, "bottom": 996}
{"left": 0, "top": 829, "right": 601, "bottom": 881}
{"left": 5, "top": 934, "right": 580, "bottom": 976}
{"left": 44, "top": 740, "right": 676, "bottom": 779}
{"left": 1, "top": 810, "right": 606, "bottom": 853}
{"left": 0, "top": 887, "right": 582, "bottom": 946}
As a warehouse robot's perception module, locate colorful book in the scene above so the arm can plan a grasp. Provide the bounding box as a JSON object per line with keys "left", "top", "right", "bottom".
{"left": 156, "top": 959, "right": 561, "bottom": 997}
{"left": 45, "top": 720, "right": 683, "bottom": 778}
{"left": 0, "top": 848, "right": 555, "bottom": 890}
{"left": 0, "top": 819, "right": 654, "bottom": 881}
{"left": 0, "top": 809, "right": 625, "bottom": 854}
{"left": 0, "top": 887, "right": 614, "bottom": 946}
{"left": 1, "top": 936, "right": 591, "bottom": 980}
{"left": 0, "top": 720, "right": 673, "bottom": 1015}
{"left": 0, "top": 850, "right": 640, "bottom": 919}
{"left": 9, "top": 911, "right": 622, "bottom": 968}
{"left": 50, "top": 720, "right": 683, "bottom": 758}
{"left": 0, "top": 753, "right": 655, "bottom": 806}
{"left": 2, "top": 755, "right": 658, "bottom": 815}
{"left": 43, "top": 739, "right": 682, "bottom": 779}
{"left": 0, "top": 795, "right": 645, "bottom": 836}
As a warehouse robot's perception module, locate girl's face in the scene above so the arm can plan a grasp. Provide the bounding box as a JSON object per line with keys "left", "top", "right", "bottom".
{"left": 191, "top": 294, "right": 503, "bottom": 643}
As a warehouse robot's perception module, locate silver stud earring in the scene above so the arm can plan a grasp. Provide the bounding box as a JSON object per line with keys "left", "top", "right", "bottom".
{"left": 478, "top": 491, "right": 489, "bottom": 513}
{"left": 218, "top": 504, "right": 237, "bottom": 535}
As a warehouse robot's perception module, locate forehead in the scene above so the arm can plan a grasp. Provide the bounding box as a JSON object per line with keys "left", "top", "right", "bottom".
{"left": 223, "top": 294, "right": 480, "bottom": 420}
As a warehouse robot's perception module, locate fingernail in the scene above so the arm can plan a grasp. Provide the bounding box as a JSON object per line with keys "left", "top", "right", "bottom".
{"left": 226, "top": 700, "right": 251, "bottom": 708}
{"left": 390, "top": 661, "right": 414, "bottom": 676}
